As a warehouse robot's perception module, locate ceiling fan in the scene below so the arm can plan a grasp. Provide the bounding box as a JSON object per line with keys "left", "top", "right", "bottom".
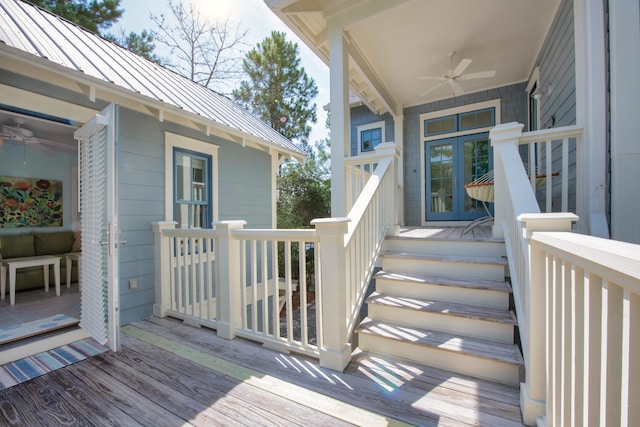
{"left": 419, "top": 51, "right": 496, "bottom": 97}
{"left": 0, "top": 119, "right": 74, "bottom": 152}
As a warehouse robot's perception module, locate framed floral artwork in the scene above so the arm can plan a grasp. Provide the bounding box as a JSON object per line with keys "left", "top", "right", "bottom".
{"left": 0, "top": 176, "right": 63, "bottom": 228}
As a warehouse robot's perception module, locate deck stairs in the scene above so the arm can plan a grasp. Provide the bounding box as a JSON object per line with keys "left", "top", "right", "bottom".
{"left": 355, "top": 232, "right": 523, "bottom": 385}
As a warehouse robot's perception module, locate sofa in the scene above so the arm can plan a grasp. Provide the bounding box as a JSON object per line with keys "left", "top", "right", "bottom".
{"left": 0, "top": 231, "right": 80, "bottom": 292}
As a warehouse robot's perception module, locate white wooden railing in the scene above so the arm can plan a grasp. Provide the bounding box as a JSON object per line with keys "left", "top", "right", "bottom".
{"left": 344, "top": 151, "right": 378, "bottom": 212}
{"left": 153, "top": 142, "right": 400, "bottom": 371}
{"left": 530, "top": 231, "right": 640, "bottom": 427}
{"left": 492, "top": 122, "right": 639, "bottom": 426}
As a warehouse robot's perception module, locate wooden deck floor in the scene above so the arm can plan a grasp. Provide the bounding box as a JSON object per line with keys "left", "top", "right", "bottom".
{"left": 0, "top": 316, "right": 523, "bottom": 426}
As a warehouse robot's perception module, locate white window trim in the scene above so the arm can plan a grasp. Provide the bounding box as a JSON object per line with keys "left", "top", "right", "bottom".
{"left": 526, "top": 66, "right": 541, "bottom": 131}
{"left": 164, "top": 132, "right": 219, "bottom": 225}
{"left": 419, "top": 99, "right": 501, "bottom": 226}
{"left": 357, "top": 120, "right": 385, "bottom": 154}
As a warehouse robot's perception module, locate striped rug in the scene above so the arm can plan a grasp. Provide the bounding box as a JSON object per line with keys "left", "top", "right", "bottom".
{"left": 0, "top": 338, "right": 109, "bottom": 390}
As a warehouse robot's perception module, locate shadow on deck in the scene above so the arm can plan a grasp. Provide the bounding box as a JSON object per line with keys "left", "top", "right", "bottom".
{"left": 0, "top": 315, "right": 523, "bottom": 426}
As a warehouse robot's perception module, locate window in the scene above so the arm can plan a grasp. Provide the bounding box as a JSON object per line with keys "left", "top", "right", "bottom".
{"left": 357, "top": 121, "right": 385, "bottom": 153}
{"left": 174, "top": 149, "right": 211, "bottom": 228}
{"left": 425, "top": 115, "right": 457, "bottom": 136}
{"left": 164, "top": 132, "right": 218, "bottom": 229}
{"left": 424, "top": 109, "right": 495, "bottom": 138}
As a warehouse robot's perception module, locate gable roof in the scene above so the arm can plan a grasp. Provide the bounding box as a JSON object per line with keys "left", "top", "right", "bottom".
{"left": 0, "top": 0, "right": 305, "bottom": 159}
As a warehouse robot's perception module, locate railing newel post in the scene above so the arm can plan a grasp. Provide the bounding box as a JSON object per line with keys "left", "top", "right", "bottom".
{"left": 517, "top": 213, "right": 578, "bottom": 426}
{"left": 215, "top": 220, "right": 246, "bottom": 340}
{"left": 152, "top": 221, "right": 177, "bottom": 317}
{"left": 311, "top": 217, "right": 351, "bottom": 371}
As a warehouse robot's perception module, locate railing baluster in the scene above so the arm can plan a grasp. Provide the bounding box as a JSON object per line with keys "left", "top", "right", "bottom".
{"left": 299, "top": 240, "right": 307, "bottom": 346}
{"left": 271, "top": 240, "right": 279, "bottom": 339}
{"left": 251, "top": 239, "right": 258, "bottom": 333}
{"left": 562, "top": 138, "right": 569, "bottom": 212}
{"left": 546, "top": 140, "right": 553, "bottom": 212}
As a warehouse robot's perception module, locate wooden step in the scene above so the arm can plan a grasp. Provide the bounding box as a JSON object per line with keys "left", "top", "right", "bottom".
{"left": 384, "top": 237, "right": 506, "bottom": 258}
{"left": 356, "top": 318, "right": 523, "bottom": 385}
{"left": 374, "top": 270, "right": 511, "bottom": 309}
{"left": 381, "top": 252, "right": 508, "bottom": 281}
{"left": 366, "top": 292, "right": 516, "bottom": 343}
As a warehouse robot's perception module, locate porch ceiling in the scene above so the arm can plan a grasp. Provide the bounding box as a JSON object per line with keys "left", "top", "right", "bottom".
{"left": 0, "top": 108, "right": 77, "bottom": 152}
{"left": 268, "top": 0, "right": 562, "bottom": 114}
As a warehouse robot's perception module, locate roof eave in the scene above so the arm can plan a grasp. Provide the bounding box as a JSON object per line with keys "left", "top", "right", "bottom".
{"left": 0, "top": 43, "right": 306, "bottom": 161}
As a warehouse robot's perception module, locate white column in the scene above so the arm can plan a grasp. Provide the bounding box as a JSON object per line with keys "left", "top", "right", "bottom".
{"left": 215, "top": 220, "right": 246, "bottom": 340}
{"left": 328, "top": 25, "right": 350, "bottom": 217}
{"left": 574, "top": 0, "right": 609, "bottom": 238}
{"left": 609, "top": 0, "right": 640, "bottom": 243}
{"left": 393, "top": 114, "right": 404, "bottom": 226}
{"left": 152, "top": 221, "right": 177, "bottom": 317}
{"left": 489, "top": 122, "right": 525, "bottom": 238}
{"left": 311, "top": 217, "right": 351, "bottom": 371}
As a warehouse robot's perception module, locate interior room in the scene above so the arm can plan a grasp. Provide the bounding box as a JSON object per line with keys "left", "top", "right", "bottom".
{"left": 0, "top": 107, "right": 82, "bottom": 348}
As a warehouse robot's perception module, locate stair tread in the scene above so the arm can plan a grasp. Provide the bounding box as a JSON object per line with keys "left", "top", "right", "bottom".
{"left": 357, "top": 317, "right": 523, "bottom": 366}
{"left": 367, "top": 292, "right": 517, "bottom": 324}
{"left": 382, "top": 251, "right": 508, "bottom": 265}
{"left": 374, "top": 270, "right": 512, "bottom": 292}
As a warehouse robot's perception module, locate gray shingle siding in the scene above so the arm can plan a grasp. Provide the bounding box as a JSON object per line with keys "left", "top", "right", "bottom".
{"left": 532, "top": 0, "right": 577, "bottom": 213}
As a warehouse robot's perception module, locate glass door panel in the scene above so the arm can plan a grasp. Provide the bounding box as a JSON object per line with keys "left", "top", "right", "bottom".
{"left": 425, "top": 133, "right": 492, "bottom": 221}
{"left": 460, "top": 134, "right": 492, "bottom": 219}
{"left": 426, "top": 139, "right": 455, "bottom": 219}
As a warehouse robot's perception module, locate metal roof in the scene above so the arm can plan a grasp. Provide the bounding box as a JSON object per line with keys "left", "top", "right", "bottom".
{"left": 0, "top": 0, "right": 304, "bottom": 157}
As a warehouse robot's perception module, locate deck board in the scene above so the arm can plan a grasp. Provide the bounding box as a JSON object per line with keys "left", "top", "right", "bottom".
{"left": 0, "top": 316, "right": 523, "bottom": 426}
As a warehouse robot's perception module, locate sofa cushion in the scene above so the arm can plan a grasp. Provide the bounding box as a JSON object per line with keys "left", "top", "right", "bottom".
{"left": 0, "top": 234, "right": 35, "bottom": 258}
{"left": 34, "top": 231, "right": 74, "bottom": 256}
{"left": 72, "top": 231, "right": 81, "bottom": 252}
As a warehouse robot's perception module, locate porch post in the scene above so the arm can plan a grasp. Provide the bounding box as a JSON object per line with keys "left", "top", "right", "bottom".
{"left": 215, "top": 220, "right": 246, "bottom": 340}
{"left": 311, "top": 217, "right": 351, "bottom": 371}
{"left": 393, "top": 114, "right": 404, "bottom": 227}
{"left": 489, "top": 122, "right": 524, "bottom": 239}
{"left": 152, "top": 221, "right": 177, "bottom": 318}
{"left": 517, "top": 213, "right": 578, "bottom": 426}
{"left": 327, "top": 24, "right": 350, "bottom": 217}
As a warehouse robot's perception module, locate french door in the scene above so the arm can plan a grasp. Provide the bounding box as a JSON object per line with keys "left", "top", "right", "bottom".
{"left": 74, "top": 104, "right": 120, "bottom": 351}
{"left": 425, "top": 133, "right": 492, "bottom": 221}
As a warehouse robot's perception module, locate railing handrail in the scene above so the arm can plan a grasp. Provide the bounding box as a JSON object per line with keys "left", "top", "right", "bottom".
{"left": 531, "top": 231, "right": 640, "bottom": 290}
{"left": 232, "top": 228, "right": 318, "bottom": 241}
{"left": 519, "top": 125, "right": 583, "bottom": 144}
{"left": 345, "top": 156, "right": 393, "bottom": 241}
{"left": 344, "top": 150, "right": 384, "bottom": 166}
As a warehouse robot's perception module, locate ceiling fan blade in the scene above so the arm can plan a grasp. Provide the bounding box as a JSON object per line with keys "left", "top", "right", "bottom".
{"left": 419, "top": 83, "right": 443, "bottom": 97}
{"left": 419, "top": 76, "right": 446, "bottom": 81}
{"left": 459, "top": 70, "right": 496, "bottom": 80}
{"left": 33, "top": 138, "right": 77, "bottom": 152}
{"left": 453, "top": 58, "right": 472, "bottom": 76}
{"left": 451, "top": 82, "right": 465, "bottom": 97}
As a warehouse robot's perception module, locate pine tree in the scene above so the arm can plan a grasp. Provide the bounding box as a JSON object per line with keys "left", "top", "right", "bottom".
{"left": 31, "top": 0, "right": 123, "bottom": 33}
{"left": 233, "top": 31, "right": 318, "bottom": 143}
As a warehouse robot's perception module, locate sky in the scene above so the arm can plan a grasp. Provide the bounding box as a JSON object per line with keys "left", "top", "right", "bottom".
{"left": 115, "top": 0, "right": 330, "bottom": 144}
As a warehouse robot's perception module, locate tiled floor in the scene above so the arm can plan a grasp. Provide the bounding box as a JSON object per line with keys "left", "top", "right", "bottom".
{"left": 0, "top": 284, "right": 81, "bottom": 329}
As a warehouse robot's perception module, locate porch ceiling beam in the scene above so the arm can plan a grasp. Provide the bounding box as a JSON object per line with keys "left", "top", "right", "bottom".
{"left": 325, "top": 0, "right": 408, "bottom": 30}
{"left": 344, "top": 33, "right": 399, "bottom": 115}
{"left": 77, "top": 83, "right": 95, "bottom": 102}
{"left": 281, "top": 0, "right": 322, "bottom": 14}
{"left": 146, "top": 106, "right": 164, "bottom": 122}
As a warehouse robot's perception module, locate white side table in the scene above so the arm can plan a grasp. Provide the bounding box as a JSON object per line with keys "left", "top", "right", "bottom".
{"left": 65, "top": 252, "right": 82, "bottom": 290}
{"left": 0, "top": 255, "right": 61, "bottom": 305}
